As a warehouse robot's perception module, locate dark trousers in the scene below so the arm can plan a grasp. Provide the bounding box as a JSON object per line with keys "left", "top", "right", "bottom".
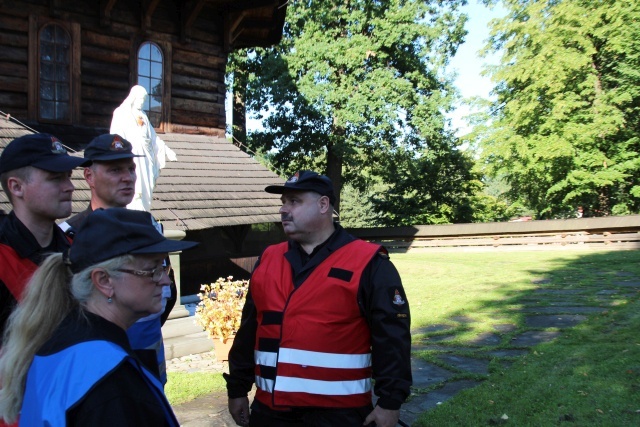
{"left": 249, "top": 399, "right": 375, "bottom": 427}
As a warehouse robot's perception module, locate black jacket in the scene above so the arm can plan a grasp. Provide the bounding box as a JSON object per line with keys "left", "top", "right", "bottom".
{"left": 0, "top": 211, "right": 70, "bottom": 337}
{"left": 225, "top": 225, "right": 412, "bottom": 410}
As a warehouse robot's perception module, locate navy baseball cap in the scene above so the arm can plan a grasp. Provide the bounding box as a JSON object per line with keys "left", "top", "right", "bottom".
{"left": 69, "top": 208, "right": 198, "bottom": 273}
{"left": 0, "top": 133, "right": 90, "bottom": 174}
{"left": 83, "top": 134, "right": 143, "bottom": 162}
{"left": 265, "top": 170, "right": 336, "bottom": 204}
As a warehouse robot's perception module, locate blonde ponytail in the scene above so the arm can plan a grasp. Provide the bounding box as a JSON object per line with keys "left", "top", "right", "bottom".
{"left": 0, "top": 253, "right": 73, "bottom": 423}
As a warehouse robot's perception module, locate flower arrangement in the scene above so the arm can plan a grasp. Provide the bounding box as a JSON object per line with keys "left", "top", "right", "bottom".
{"left": 195, "top": 276, "right": 249, "bottom": 343}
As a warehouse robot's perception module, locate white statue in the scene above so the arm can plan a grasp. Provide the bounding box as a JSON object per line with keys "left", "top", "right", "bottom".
{"left": 110, "top": 85, "right": 177, "bottom": 211}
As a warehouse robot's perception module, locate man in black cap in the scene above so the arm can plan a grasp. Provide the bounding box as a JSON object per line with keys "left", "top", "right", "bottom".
{"left": 59, "top": 133, "right": 174, "bottom": 385}
{"left": 225, "top": 170, "right": 412, "bottom": 427}
{"left": 59, "top": 133, "right": 140, "bottom": 236}
{"left": 0, "top": 133, "right": 89, "bottom": 338}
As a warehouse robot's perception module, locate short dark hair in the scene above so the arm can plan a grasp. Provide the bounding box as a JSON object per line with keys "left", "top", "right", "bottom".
{"left": 0, "top": 167, "right": 34, "bottom": 205}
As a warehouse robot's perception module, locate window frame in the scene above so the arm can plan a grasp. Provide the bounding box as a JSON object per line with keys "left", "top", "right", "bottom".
{"left": 131, "top": 38, "right": 172, "bottom": 133}
{"left": 28, "top": 16, "right": 80, "bottom": 124}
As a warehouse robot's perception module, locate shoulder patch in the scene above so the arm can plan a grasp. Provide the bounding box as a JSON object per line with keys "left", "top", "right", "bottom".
{"left": 392, "top": 289, "right": 406, "bottom": 306}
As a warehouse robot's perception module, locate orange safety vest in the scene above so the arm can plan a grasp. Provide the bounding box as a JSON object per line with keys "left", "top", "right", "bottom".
{"left": 250, "top": 240, "right": 380, "bottom": 409}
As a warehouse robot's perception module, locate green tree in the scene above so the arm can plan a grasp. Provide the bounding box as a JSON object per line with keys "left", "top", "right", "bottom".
{"left": 235, "top": 0, "right": 468, "bottom": 219}
{"left": 339, "top": 183, "right": 383, "bottom": 228}
{"left": 371, "top": 140, "right": 481, "bottom": 225}
{"left": 476, "top": 0, "right": 640, "bottom": 218}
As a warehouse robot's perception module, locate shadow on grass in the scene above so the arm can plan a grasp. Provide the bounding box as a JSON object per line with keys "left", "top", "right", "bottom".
{"left": 401, "top": 249, "right": 640, "bottom": 426}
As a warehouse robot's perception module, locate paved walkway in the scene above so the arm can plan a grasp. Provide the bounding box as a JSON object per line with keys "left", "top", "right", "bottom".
{"left": 169, "top": 271, "right": 640, "bottom": 426}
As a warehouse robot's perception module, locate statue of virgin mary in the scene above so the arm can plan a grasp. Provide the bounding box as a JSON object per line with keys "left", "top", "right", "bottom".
{"left": 110, "top": 85, "right": 177, "bottom": 211}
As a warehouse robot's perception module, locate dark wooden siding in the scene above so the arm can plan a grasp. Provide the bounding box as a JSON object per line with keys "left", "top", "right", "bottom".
{"left": 0, "top": 0, "right": 240, "bottom": 139}
{"left": 0, "top": 14, "right": 29, "bottom": 119}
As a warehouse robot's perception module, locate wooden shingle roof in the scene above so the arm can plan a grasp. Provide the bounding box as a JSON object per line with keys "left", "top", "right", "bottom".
{"left": 0, "top": 118, "right": 284, "bottom": 230}
{"left": 149, "top": 133, "right": 283, "bottom": 230}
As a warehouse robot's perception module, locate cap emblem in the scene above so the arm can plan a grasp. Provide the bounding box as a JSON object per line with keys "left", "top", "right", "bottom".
{"left": 50, "top": 137, "right": 67, "bottom": 154}
{"left": 287, "top": 171, "right": 300, "bottom": 183}
{"left": 111, "top": 135, "right": 126, "bottom": 151}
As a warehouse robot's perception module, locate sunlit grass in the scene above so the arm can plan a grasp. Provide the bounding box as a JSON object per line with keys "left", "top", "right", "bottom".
{"left": 394, "top": 249, "right": 640, "bottom": 426}
{"left": 165, "top": 372, "right": 226, "bottom": 405}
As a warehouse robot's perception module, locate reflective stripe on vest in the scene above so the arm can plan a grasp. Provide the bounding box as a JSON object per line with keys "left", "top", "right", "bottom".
{"left": 256, "top": 347, "right": 372, "bottom": 395}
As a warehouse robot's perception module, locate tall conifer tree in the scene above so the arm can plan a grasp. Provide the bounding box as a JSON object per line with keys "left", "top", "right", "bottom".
{"left": 477, "top": 0, "right": 640, "bottom": 217}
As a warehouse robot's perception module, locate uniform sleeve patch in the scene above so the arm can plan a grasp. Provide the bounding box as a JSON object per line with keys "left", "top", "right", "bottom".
{"left": 392, "top": 289, "right": 406, "bottom": 306}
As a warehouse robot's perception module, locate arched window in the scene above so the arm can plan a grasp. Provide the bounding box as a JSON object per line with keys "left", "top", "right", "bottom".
{"left": 137, "top": 42, "right": 163, "bottom": 128}
{"left": 38, "top": 24, "right": 71, "bottom": 122}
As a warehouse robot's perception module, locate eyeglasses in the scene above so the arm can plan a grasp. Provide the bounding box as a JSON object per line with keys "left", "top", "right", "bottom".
{"left": 117, "top": 265, "right": 172, "bottom": 283}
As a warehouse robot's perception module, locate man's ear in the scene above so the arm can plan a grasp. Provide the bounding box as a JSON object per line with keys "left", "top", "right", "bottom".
{"left": 84, "top": 167, "right": 94, "bottom": 187}
{"left": 318, "top": 195, "right": 331, "bottom": 215}
{"left": 6, "top": 176, "right": 24, "bottom": 199}
{"left": 90, "top": 268, "right": 114, "bottom": 299}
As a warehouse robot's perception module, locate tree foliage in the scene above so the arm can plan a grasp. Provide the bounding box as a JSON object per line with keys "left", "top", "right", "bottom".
{"left": 476, "top": 0, "right": 640, "bottom": 218}
{"left": 372, "top": 137, "right": 481, "bottom": 225}
{"left": 232, "top": 0, "right": 471, "bottom": 222}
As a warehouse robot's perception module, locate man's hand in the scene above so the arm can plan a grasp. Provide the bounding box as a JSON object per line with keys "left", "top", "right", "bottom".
{"left": 363, "top": 406, "right": 400, "bottom": 427}
{"left": 228, "top": 396, "right": 250, "bottom": 426}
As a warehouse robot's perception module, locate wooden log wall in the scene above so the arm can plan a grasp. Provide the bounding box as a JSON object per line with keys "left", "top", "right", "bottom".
{"left": 0, "top": 0, "right": 229, "bottom": 143}
{"left": 0, "top": 13, "right": 29, "bottom": 119}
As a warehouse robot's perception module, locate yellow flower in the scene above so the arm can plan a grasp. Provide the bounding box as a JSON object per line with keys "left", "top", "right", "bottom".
{"left": 194, "top": 277, "right": 249, "bottom": 342}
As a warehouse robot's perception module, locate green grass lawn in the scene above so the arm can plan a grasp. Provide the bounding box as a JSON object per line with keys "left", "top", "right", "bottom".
{"left": 166, "top": 249, "right": 640, "bottom": 425}
{"left": 165, "top": 372, "right": 226, "bottom": 405}
{"left": 392, "top": 249, "right": 640, "bottom": 426}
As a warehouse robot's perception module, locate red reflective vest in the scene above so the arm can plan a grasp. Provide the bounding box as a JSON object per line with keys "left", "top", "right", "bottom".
{"left": 0, "top": 244, "right": 36, "bottom": 427}
{"left": 251, "top": 239, "right": 381, "bottom": 409}
{"left": 0, "top": 243, "right": 37, "bottom": 301}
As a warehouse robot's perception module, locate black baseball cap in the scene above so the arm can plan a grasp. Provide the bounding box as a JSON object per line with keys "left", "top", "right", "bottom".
{"left": 265, "top": 170, "right": 336, "bottom": 204}
{"left": 0, "top": 133, "right": 90, "bottom": 174}
{"left": 69, "top": 208, "right": 198, "bottom": 273}
{"left": 83, "top": 134, "right": 142, "bottom": 162}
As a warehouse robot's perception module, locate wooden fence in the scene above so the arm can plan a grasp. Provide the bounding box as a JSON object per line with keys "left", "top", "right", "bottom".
{"left": 346, "top": 215, "right": 640, "bottom": 252}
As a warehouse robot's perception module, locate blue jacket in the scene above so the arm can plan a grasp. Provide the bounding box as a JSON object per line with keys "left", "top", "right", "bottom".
{"left": 21, "top": 310, "right": 178, "bottom": 426}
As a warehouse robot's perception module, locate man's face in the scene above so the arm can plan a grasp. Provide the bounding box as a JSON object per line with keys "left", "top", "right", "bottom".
{"left": 20, "top": 167, "right": 75, "bottom": 220}
{"left": 279, "top": 191, "right": 325, "bottom": 241}
{"left": 86, "top": 158, "right": 136, "bottom": 209}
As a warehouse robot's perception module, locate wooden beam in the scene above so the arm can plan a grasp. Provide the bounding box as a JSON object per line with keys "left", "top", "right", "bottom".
{"left": 228, "top": 11, "right": 246, "bottom": 37}
{"left": 212, "top": 0, "right": 283, "bottom": 11}
{"left": 181, "top": 0, "right": 206, "bottom": 43}
{"left": 27, "top": 15, "right": 38, "bottom": 121}
{"left": 100, "top": 0, "right": 118, "bottom": 26}
{"left": 141, "top": 0, "right": 161, "bottom": 31}
{"left": 49, "top": 0, "right": 60, "bottom": 18}
{"left": 223, "top": 11, "right": 246, "bottom": 51}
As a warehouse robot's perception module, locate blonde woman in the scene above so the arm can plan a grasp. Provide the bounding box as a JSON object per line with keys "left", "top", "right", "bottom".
{"left": 0, "top": 208, "right": 196, "bottom": 426}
